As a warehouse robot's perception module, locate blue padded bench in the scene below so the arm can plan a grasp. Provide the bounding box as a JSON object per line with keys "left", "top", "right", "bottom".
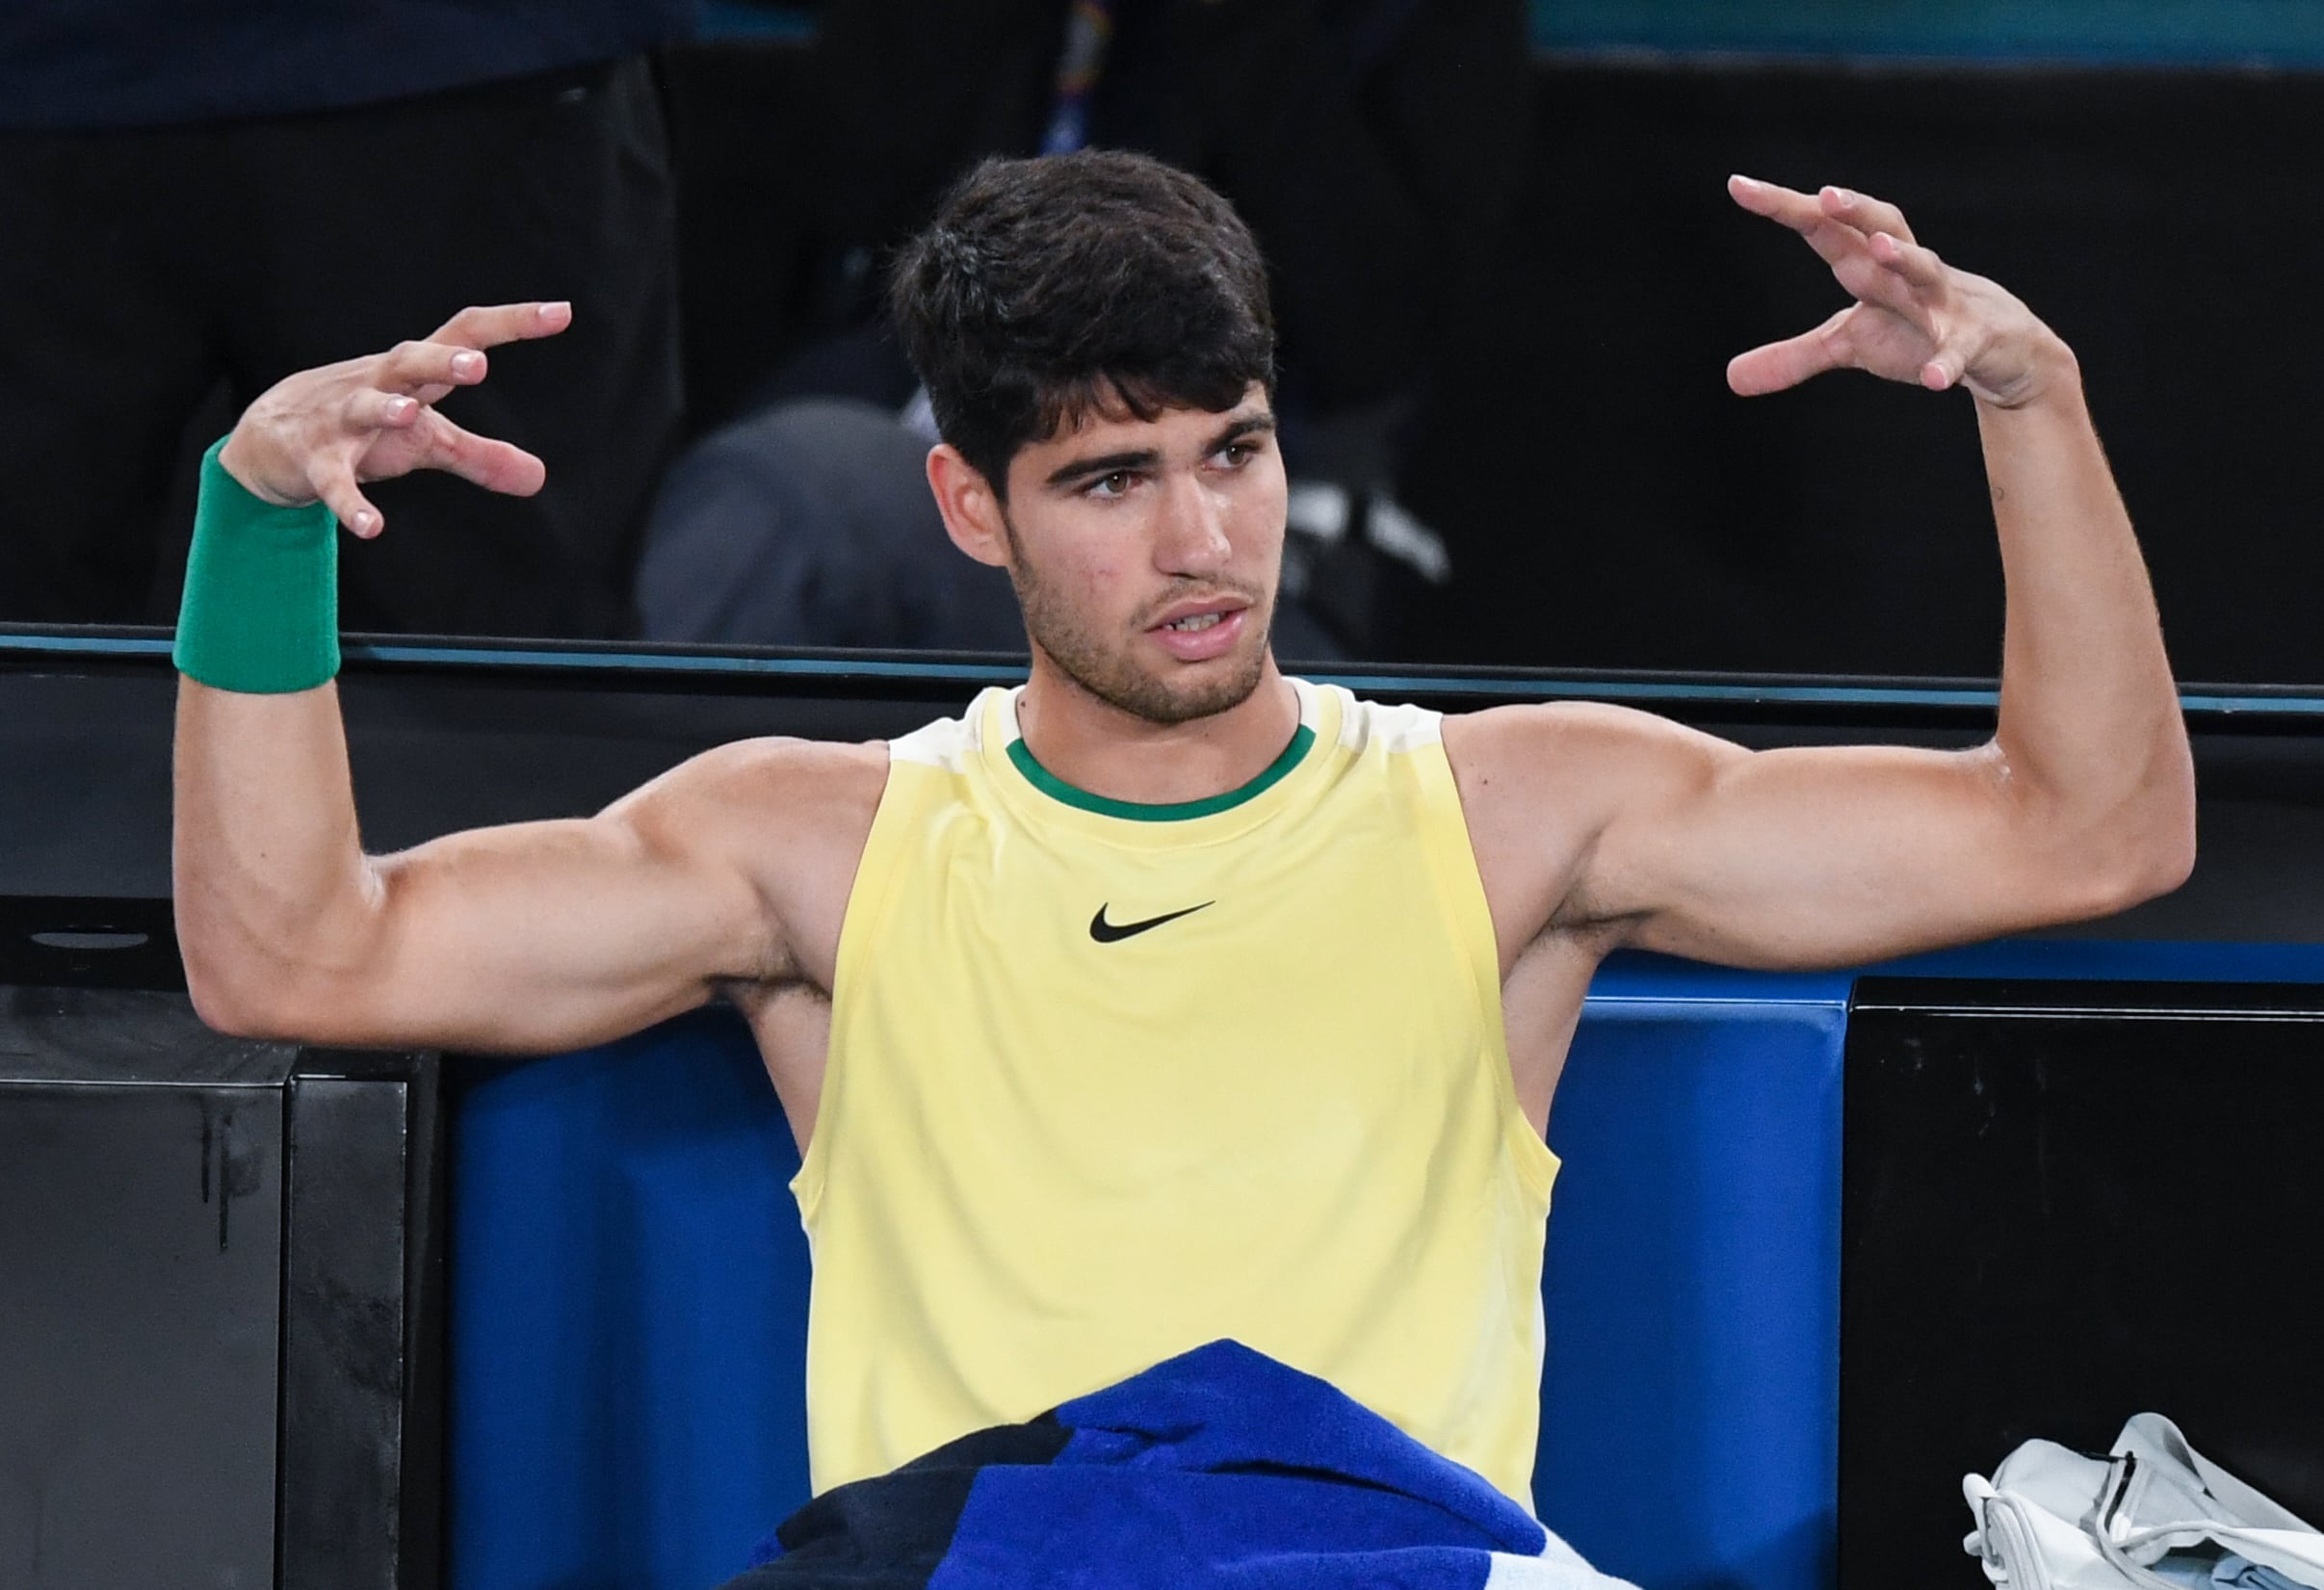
{"left": 447, "top": 958, "right": 1853, "bottom": 1590}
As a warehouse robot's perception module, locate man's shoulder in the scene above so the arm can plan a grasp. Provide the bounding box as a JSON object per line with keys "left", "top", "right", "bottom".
{"left": 622, "top": 736, "right": 895, "bottom": 976}
{"left": 633, "top": 735, "right": 893, "bottom": 855}
{"left": 886, "top": 698, "right": 992, "bottom": 772}
{"left": 1438, "top": 698, "right": 1725, "bottom": 840}
{"left": 1441, "top": 697, "right": 1702, "bottom": 766}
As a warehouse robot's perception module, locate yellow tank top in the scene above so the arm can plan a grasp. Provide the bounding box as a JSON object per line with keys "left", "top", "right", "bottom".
{"left": 795, "top": 679, "right": 1559, "bottom": 1505}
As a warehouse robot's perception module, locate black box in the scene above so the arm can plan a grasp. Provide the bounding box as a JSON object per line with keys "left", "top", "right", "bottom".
{"left": 0, "top": 897, "right": 443, "bottom": 1590}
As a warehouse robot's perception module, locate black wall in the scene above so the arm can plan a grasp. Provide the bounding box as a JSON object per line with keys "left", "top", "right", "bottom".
{"left": 12, "top": 645, "right": 2324, "bottom": 944}
{"left": 666, "top": 47, "right": 2324, "bottom": 684}
{"left": 0, "top": 915, "right": 444, "bottom": 1590}
{"left": 1841, "top": 978, "right": 2324, "bottom": 1582}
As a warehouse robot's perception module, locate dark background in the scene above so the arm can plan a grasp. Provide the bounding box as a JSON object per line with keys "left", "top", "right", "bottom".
{"left": 1841, "top": 980, "right": 2324, "bottom": 1582}
{"left": 667, "top": 43, "right": 2324, "bottom": 683}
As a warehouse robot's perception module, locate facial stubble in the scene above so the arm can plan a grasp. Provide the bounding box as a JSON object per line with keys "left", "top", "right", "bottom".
{"left": 1000, "top": 509, "right": 1272, "bottom": 726}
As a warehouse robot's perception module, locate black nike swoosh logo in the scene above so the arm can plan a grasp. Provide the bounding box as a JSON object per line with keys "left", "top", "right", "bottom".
{"left": 1089, "top": 901, "right": 1214, "bottom": 944}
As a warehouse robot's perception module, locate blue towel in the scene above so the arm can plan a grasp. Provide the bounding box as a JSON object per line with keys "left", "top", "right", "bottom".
{"left": 728, "top": 1340, "right": 1634, "bottom": 1590}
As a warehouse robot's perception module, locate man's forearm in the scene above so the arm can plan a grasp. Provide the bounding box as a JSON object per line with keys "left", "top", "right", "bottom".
{"left": 173, "top": 681, "right": 379, "bottom": 1032}
{"left": 1982, "top": 345, "right": 2195, "bottom": 882}
{"left": 171, "top": 301, "right": 563, "bottom": 1034}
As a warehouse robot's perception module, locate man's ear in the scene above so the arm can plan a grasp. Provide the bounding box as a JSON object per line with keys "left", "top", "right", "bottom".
{"left": 927, "top": 444, "right": 1011, "bottom": 569}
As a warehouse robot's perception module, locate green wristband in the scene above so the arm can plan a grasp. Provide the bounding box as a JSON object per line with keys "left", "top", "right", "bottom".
{"left": 173, "top": 437, "right": 341, "bottom": 693}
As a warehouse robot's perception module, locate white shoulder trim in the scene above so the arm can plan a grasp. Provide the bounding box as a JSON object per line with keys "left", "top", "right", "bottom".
{"left": 1319, "top": 686, "right": 1444, "bottom": 756}
{"left": 887, "top": 690, "right": 994, "bottom": 773}
{"left": 993, "top": 684, "right": 1028, "bottom": 748}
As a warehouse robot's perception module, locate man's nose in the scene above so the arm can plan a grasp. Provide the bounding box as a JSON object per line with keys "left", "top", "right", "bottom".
{"left": 1154, "top": 474, "right": 1232, "bottom": 575}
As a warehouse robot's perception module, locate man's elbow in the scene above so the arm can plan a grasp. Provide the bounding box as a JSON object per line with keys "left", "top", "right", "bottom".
{"left": 2064, "top": 784, "right": 2198, "bottom": 921}
{"left": 177, "top": 873, "right": 395, "bottom": 1042}
{"left": 184, "top": 958, "right": 327, "bottom": 1043}
{"left": 2120, "top": 742, "right": 2200, "bottom": 901}
{"left": 181, "top": 927, "right": 383, "bottom": 1045}
{"left": 2002, "top": 724, "right": 2196, "bottom": 923}
{"left": 183, "top": 970, "right": 270, "bottom": 1040}
{"left": 174, "top": 914, "right": 254, "bottom": 1035}
{"left": 2117, "top": 805, "right": 2198, "bottom": 908}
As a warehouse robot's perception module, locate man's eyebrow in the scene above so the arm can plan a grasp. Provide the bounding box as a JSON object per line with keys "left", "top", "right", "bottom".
{"left": 1209, "top": 413, "right": 1277, "bottom": 449}
{"left": 1039, "top": 412, "right": 1276, "bottom": 490}
{"left": 1044, "top": 448, "right": 1162, "bottom": 490}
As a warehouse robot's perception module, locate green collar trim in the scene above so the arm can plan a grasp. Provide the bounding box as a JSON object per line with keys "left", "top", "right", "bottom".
{"left": 1006, "top": 722, "right": 1318, "bottom": 821}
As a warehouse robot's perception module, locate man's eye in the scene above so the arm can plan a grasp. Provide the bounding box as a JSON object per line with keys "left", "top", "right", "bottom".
{"left": 1087, "top": 471, "right": 1136, "bottom": 499}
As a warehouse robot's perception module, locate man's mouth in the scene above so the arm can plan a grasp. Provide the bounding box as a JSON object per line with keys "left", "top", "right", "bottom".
{"left": 1147, "top": 601, "right": 1250, "bottom": 661}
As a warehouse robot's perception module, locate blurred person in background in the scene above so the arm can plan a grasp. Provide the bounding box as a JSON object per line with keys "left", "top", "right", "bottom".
{"left": 0, "top": 0, "right": 689, "bottom": 639}
{"left": 639, "top": 0, "right": 1529, "bottom": 656}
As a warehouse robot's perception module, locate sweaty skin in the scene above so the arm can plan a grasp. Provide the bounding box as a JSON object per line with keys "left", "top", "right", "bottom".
{"left": 175, "top": 180, "right": 2195, "bottom": 1151}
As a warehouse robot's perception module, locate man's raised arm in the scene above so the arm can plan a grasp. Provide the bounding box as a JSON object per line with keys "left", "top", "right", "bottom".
{"left": 1449, "top": 179, "right": 2196, "bottom": 973}
{"left": 172, "top": 304, "right": 858, "bottom": 1052}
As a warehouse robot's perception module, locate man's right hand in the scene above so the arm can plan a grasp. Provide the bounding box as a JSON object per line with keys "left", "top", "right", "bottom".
{"left": 215, "top": 300, "right": 572, "bottom": 538}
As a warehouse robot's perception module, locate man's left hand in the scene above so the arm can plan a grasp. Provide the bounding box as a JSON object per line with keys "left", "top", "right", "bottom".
{"left": 1725, "top": 176, "right": 2071, "bottom": 410}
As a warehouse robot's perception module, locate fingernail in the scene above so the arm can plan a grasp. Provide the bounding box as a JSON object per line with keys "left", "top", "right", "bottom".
{"left": 353, "top": 510, "right": 379, "bottom": 535}
{"left": 385, "top": 396, "right": 416, "bottom": 420}
{"left": 453, "top": 352, "right": 483, "bottom": 377}
{"left": 1830, "top": 187, "right": 1855, "bottom": 205}
{"left": 1731, "top": 173, "right": 1759, "bottom": 190}
{"left": 541, "top": 301, "right": 571, "bottom": 320}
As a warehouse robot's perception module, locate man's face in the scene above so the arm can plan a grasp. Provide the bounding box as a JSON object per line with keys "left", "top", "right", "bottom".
{"left": 998, "top": 384, "right": 1285, "bottom": 726}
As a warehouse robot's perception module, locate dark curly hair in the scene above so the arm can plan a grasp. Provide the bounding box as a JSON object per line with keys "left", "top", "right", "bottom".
{"left": 889, "top": 149, "right": 1277, "bottom": 500}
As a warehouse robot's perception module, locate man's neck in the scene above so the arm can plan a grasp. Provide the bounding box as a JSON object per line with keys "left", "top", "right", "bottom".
{"left": 1013, "top": 661, "right": 1300, "bottom": 807}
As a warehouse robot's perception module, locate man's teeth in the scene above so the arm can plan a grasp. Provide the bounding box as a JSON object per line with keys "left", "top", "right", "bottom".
{"left": 1164, "top": 613, "right": 1225, "bottom": 632}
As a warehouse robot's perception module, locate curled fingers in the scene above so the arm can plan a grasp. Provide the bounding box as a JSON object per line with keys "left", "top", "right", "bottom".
{"left": 307, "top": 449, "right": 383, "bottom": 537}
{"left": 422, "top": 414, "right": 548, "bottom": 497}
{"left": 344, "top": 387, "right": 423, "bottom": 432}
{"left": 1868, "top": 230, "right": 1948, "bottom": 292}
{"left": 1828, "top": 244, "right": 1928, "bottom": 322}
{"left": 1861, "top": 231, "right": 1967, "bottom": 387}
{"left": 1819, "top": 186, "right": 1918, "bottom": 247}
{"left": 1918, "top": 330, "right": 1977, "bottom": 393}
{"left": 377, "top": 339, "right": 489, "bottom": 400}
{"left": 1734, "top": 175, "right": 1923, "bottom": 318}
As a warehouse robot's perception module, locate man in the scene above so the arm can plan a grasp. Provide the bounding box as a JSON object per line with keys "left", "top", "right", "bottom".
{"left": 640, "top": 0, "right": 1528, "bottom": 656}
{"left": 173, "top": 153, "right": 2194, "bottom": 1511}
